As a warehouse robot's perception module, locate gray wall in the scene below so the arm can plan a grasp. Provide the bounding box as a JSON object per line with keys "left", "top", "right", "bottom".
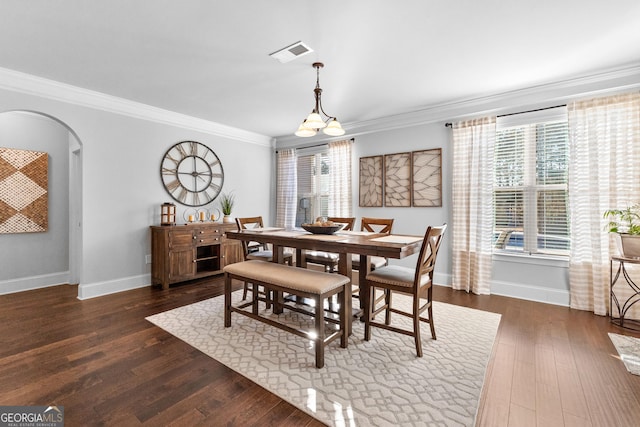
{"left": 0, "top": 112, "right": 70, "bottom": 282}
{"left": 0, "top": 84, "right": 274, "bottom": 299}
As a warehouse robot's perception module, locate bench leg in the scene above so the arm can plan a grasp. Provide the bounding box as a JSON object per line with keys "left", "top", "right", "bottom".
{"left": 315, "top": 295, "right": 325, "bottom": 369}
{"left": 224, "top": 273, "right": 232, "bottom": 327}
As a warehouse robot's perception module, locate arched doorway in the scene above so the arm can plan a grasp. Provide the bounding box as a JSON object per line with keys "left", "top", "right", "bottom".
{"left": 0, "top": 110, "right": 82, "bottom": 291}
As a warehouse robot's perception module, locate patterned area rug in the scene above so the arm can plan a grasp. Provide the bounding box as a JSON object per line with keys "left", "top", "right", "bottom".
{"left": 609, "top": 333, "right": 640, "bottom": 376}
{"left": 146, "top": 291, "right": 501, "bottom": 426}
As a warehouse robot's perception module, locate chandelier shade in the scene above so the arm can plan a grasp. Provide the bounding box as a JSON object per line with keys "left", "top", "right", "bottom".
{"left": 294, "top": 62, "right": 345, "bottom": 137}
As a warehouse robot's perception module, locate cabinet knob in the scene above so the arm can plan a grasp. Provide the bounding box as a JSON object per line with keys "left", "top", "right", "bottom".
{"left": 199, "top": 231, "right": 205, "bottom": 234}
{"left": 199, "top": 239, "right": 204, "bottom": 243}
{"left": 192, "top": 235, "right": 197, "bottom": 240}
{"left": 193, "top": 259, "right": 197, "bottom": 263}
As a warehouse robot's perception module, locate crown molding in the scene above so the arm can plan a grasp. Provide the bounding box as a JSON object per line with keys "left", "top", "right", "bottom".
{"left": 276, "top": 62, "right": 640, "bottom": 148}
{"left": 0, "top": 67, "right": 274, "bottom": 147}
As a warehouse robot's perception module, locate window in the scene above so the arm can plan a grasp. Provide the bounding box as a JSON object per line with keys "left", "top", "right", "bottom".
{"left": 295, "top": 151, "right": 330, "bottom": 226}
{"left": 493, "top": 108, "right": 570, "bottom": 256}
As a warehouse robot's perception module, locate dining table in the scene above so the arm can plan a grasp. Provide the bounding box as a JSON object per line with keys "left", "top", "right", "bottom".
{"left": 225, "top": 227, "right": 424, "bottom": 336}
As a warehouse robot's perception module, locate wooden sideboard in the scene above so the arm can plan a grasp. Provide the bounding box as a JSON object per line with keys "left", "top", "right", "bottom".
{"left": 150, "top": 222, "right": 243, "bottom": 289}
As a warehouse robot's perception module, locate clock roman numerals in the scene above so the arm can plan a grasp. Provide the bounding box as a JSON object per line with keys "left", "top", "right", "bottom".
{"left": 160, "top": 141, "right": 224, "bottom": 207}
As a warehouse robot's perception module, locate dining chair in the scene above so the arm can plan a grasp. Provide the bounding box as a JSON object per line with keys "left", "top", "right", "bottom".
{"left": 303, "top": 217, "right": 356, "bottom": 272}
{"left": 351, "top": 217, "right": 394, "bottom": 271}
{"left": 363, "top": 223, "right": 447, "bottom": 357}
{"left": 235, "top": 216, "right": 293, "bottom": 301}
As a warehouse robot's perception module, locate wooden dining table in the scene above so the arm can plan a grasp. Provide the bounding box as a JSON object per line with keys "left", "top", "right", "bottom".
{"left": 225, "top": 227, "right": 424, "bottom": 336}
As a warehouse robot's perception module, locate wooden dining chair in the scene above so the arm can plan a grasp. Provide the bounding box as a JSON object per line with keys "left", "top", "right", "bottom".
{"left": 303, "top": 217, "right": 356, "bottom": 272}
{"left": 363, "top": 224, "right": 447, "bottom": 357}
{"left": 351, "top": 217, "right": 394, "bottom": 271}
{"left": 235, "top": 216, "right": 293, "bottom": 300}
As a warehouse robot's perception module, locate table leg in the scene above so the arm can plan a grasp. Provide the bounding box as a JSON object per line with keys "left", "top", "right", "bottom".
{"left": 272, "top": 244, "right": 285, "bottom": 314}
{"left": 337, "top": 253, "right": 353, "bottom": 336}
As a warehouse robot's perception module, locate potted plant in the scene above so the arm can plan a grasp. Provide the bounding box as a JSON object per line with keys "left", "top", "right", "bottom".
{"left": 219, "top": 192, "right": 235, "bottom": 223}
{"left": 604, "top": 204, "right": 640, "bottom": 258}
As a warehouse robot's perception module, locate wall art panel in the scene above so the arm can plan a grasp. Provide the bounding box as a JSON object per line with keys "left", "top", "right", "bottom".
{"left": 359, "top": 155, "right": 383, "bottom": 207}
{"left": 0, "top": 147, "right": 48, "bottom": 233}
{"left": 384, "top": 152, "right": 411, "bottom": 207}
{"left": 412, "top": 148, "right": 442, "bottom": 207}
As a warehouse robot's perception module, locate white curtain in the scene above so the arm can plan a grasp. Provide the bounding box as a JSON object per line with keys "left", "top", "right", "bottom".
{"left": 276, "top": 148, "right": 297, "bottom": 228}
{"left": 568, "top": 92, "right": 640, "bottom": 315}
{"left": 451, "top": 117, "right": 496, "bottom": 294}
{"left": 328, "top": 139, "right": 353, "bottom": 217}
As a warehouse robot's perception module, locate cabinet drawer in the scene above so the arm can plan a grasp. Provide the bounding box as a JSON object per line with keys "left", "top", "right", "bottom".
{"left": 193, "top": 227, "right": 222, "bottom": 246}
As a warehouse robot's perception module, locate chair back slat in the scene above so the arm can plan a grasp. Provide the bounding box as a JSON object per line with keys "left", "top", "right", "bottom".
{"left": 328, "top": 217, "right": 356, "bottom": 231}
{"left": 361, "top": 217, "right": 394, "bottom": 234}
{"left": 236, "top": 216, "right": 268, "bottom": 258}
{"left": 414, "top": 224, "right": 447, "bottom": 289}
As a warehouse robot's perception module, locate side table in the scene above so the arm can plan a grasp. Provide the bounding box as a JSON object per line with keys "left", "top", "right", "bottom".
{"left": 610, "top": 256, "right": 640, "bottom": 330}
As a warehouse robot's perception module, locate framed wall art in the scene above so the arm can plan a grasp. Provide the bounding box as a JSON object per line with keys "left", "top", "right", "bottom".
{"left": 359, "top": 155, "right": 383, "bottom": 207}
{"left": 384, "top": 152, "right": 411, "bottom": 207}
{"left": 0, "top": 147, "right": 49, "bottom": 234}
{"left": 412, "top": 148, "right": 442, "bottom": 207}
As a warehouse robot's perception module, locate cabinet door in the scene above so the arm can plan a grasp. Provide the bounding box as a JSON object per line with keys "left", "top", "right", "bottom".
{"left": 222, "top": 235, "right": 244, "bottom": 267}
{"left": 168, "top": 247, "right": 195, "bottom": 282}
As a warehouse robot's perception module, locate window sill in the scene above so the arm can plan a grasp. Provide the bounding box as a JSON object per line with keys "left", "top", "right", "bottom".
{"left": 492, "top": 251, "right": 569, "bottom": 268}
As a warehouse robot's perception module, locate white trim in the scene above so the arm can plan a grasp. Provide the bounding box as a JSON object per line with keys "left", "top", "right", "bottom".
{"left": 77, "top": 274, "right": 151, "bottom": 300}
{"left": 433, "top": 273, "right": 569, "bottom": 306}
{"left": 491, "top": 279, "right": 570, "bottom": 307}
{"left": 277, "top": 63, "right": 640, "bottom": 148}
{"left": 0, "top": 67, "right": 274, "bottom": 148}
{"left": 0, "top": 271, "right": 70, "bottom": 295}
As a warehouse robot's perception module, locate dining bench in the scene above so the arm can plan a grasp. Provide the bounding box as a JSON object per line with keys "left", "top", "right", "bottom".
{"left": 223, "top": 260, "right": 350, "bottom": 368}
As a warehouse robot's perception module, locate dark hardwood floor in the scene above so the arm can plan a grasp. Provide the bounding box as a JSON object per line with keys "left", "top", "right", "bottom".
{"left": 1, "top": 278, "right": 639, "bottom": 426}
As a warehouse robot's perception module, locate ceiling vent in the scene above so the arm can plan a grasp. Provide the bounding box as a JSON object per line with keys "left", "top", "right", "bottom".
{"left": 269, "top": 41, "right": 313, "bottom": 63}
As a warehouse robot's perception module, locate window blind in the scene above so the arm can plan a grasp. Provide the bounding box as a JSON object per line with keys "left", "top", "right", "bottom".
{"left": 494, "top": 113, "right": 569, "bottom": 255}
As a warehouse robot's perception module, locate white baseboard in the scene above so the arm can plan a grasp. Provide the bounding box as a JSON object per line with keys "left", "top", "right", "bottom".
{"left": 432, "top": 273, "right": 570, "bottom": 307}
{"left": 0, "top": 271, "right": 70, "bottom": 295}
{"left": 77, "top": 274, "right": 151, "bottom": 300}
{"left": 491, "top": 280, "right": 570, "bottom": 306}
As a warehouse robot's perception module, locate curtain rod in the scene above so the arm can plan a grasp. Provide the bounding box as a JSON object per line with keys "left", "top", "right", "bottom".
{"left": 276, "top": 138, "right": 354, "bottom": 153}
{"left": 444, "top": 104, "right": 567, "bottom": 128}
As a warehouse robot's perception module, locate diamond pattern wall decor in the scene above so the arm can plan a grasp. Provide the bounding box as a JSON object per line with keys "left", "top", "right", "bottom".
{"left": 0, "top": 147, "right": 48, "bottom": 234}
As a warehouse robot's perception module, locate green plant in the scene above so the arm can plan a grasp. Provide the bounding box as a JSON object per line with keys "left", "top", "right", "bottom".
{"left": 219, "top": 192, "right": 235, "bottom": 215}
{"left": 604, "top": 204, "right": 640, "bottom": 235}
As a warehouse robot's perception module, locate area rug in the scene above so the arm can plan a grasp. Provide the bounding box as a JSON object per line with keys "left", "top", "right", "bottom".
{"left": 146, "top": 292, "right": 501, "bottom": 426}
{"left": 609, "top": 333, "right": 640, "bottom": 376}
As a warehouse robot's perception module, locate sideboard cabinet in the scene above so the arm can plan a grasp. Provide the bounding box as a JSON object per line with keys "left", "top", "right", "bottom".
{"left": 150, "top": 222, "right": 243, "bottom": 289}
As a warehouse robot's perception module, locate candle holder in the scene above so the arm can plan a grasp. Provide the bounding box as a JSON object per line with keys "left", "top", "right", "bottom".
{"left": 183, "top": 208, "right": 198, "bottom": 224}
{"left": 160, "top": 202, "right": 176, "bottom": 226}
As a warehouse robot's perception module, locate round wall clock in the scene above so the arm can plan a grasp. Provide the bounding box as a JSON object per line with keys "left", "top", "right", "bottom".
{"left": 160, "top": 141, "right": 224, "bottom": 207}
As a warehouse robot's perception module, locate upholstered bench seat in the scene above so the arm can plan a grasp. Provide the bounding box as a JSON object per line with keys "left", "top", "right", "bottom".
{"left": 224, "top": 260, "right": 350, "bottom": 368}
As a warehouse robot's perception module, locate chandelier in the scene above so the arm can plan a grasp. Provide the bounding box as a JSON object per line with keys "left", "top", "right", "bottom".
{"left": 295, "top": 62, "right": 345, "bottom": 137}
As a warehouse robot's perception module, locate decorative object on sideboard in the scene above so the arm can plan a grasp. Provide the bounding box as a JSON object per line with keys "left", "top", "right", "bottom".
{"left": 412, "top": 148, "right": 442, "bottom": 207}
{"left": 219, "top": 192, "right": 235, "bottom": 223}
{"left": 0, "top": 147, "right": 48, "bottom": 234}
{"left": 160, "top": 140, "right": 224, "bottom": 207}
{"left": 160, "top": 202, "right": 176, "bottom": 226}
{"left": 604, "top": 204, "right": 640, "bottom": 258}
{"left": 359, "top": 155, "right": 383, "bottom": 207}
{"left": 294, "top": 62, "right": 345, "bottom": 138}
{"left": 384, "top": 152, "right": 411, "bottom": 207}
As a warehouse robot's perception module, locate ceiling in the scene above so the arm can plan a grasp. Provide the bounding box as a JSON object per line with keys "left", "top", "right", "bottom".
{"left": 1, "top": 0, "right": 639, "bottom": 140}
